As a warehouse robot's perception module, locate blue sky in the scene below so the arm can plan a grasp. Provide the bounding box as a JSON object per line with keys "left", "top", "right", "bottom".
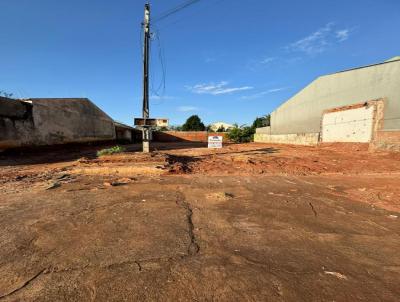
{"left": 1, "top": 0, "right": 399, "bottom": 126}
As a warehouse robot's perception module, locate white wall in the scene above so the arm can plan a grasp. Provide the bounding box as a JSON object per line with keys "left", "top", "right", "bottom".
{"left": 322, "top": 106, "right": 374, "bottom": 143}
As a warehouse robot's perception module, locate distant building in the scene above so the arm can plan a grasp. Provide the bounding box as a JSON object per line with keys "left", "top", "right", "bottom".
{"left": 209, "top": 122, "right": 234, "bottom": 132}
{"left": 255, "top": 57, "right": 400, "bottom": 151}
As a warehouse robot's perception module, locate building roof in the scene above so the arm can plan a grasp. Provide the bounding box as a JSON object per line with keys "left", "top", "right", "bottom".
{"left": 114, "top": 121, "right": 135, "bottom": 130}
{"left": 328, "top": 56, "right": 400, "bottom": 76}
{"left": 210, "top": 122, "right": 234, "bottom": 127}
{"left": 385, "top": 56, "right": 400, "bottom": 62}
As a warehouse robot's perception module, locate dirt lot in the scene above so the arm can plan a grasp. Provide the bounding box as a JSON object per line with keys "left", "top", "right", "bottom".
{"left": 0, "top": 142, "right": 399, "bottom": 301}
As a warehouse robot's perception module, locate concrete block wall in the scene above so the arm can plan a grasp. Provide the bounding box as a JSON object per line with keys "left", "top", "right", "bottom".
{"left": 0, "top": 98, "right": 116, "bottom": 150}
{"left": 30, "top": 98, "right": 116, "bottom": 145}
{"left": 254, "top": 133, "right": 320, "bottom": 145}
{"left": 0, "top": 97, "right": 35, "bottom": 150}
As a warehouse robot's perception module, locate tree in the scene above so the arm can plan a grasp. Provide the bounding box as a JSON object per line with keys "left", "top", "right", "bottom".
{"left": 227, "top": 124, "right": 255, "bottom": 143}
{"left": 216, "top": 125, "right": 226, "bottom": 132}
{"left": 227, "top": 115, "right": 271, "bottom": 143}
{"left": 182, "top": 115, "right": 205, "bottom": 131}
{"left": 252, "top": 114, "right": 270, "bottom": 129}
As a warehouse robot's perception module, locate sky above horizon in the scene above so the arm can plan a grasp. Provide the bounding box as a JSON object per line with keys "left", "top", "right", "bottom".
{"left": 1, "top": 0, "right": 400, "bottom": 126}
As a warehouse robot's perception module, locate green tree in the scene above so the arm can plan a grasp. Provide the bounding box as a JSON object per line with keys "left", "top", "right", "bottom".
{"left": 227, "top": 124, "right": 255, "bottom": 143}
{"left": 216, "top": 125, "right": 226, "bottom": 132}
{"left": 227, "top": 114, "right": 271, "bottom": 143}
{"left": 182, "top": 115, "right": 206, "bottom": 131}
{"left": 252, "top": 114, "right": 270, "bottom": 129}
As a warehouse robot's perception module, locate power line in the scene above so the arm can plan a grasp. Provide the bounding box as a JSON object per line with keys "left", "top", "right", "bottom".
{"left": 154, "top": 29, "right": 167, "bottom": 96}
{"left": 154, "top": 0, "right": 228, "bottom": 32}
{"left": 149, "top": 29, "right": 167, "bottom": 101}
{"left": 152, "top": 0, "right": 201, "bottom": 24}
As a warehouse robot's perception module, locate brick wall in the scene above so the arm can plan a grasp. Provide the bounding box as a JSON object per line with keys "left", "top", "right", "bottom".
{"left": 153, "top": 131, "right": 228, "bottom": 143}
{"left": 371, "top": 131, "right": 400, "bottom": 151}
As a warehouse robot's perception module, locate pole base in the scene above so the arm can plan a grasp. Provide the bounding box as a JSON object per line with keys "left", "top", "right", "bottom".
{"left": 143, "top": 141, "right": 150, "bottom": 153}
{"left": 141, "top": 128, "right": 152, "bottom": 153}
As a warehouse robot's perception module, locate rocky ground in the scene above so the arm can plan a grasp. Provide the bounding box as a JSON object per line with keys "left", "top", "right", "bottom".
{"left": 0, "top": 142, "right": 399, "bottom": 301}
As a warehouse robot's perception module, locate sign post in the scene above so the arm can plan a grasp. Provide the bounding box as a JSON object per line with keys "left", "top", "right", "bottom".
{"left": 208, "top": 135, "right": 223, "bottom": 149}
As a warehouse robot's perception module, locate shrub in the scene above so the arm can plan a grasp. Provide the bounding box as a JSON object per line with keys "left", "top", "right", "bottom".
{"left": 97, "top": 146, "right": 126, "bottom": 157}
{"left": 227, "top": 124, "right": 255, "bottom": 143}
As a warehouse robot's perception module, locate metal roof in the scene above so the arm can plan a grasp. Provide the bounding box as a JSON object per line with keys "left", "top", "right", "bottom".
{"left": 327, "top": 57, "right": 400, "bottom": 76}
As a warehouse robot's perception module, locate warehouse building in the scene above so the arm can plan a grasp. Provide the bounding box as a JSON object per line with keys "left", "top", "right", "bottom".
{"left": 255, "top": 57, "right": 400, "bottom": 151}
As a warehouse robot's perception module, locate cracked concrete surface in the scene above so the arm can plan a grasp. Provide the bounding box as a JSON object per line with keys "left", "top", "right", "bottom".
{"left": 1, "top": 143, "right": 400, "bottom": 301}
{"left": 1, "top": 175, "right": 399, "bottom": 301}
{"left": 175, "top": 193, "right": 200, "bottom": 256}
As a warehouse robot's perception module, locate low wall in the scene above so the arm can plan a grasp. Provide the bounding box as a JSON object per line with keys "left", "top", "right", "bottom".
{"left": 254, "top": 133, "right": 320, "bottom": 145}
{"left": 0, "top": 98, "right": 35, "bottom": 150}
{"left": 0, "top": 98, "right": 116, "bottom": 151}
{"left": 153, "top": 131, "right": 228, "bottom": 143}
{"left": 254, "top": 99, "right": 400, "bottom": 151}
{"left": 371, "top": 131, "right": 400, "bottom": 151}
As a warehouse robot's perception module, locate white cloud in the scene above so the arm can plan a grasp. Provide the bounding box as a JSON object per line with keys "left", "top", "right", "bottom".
{"left": 287, "top": 23, "right": 334, "bottom": 54}
{"left": 241, "top": 87, "right": 288, "bottom": 100}
{"left": 287, "top": 23, "right": 353, "bottom": 55}
{"left": 150, "top": 95, "right": 176, "bottom": 100}
{"left": 177, "top": 106, "right": 199, "bottom": 112}
{"left": 187, "top": 81, "right": 253, "bottom": 95}
{"left": 336, "top": 29, "right": 350, "bottom": 42}
{"left": 261, "top": 57, "right": 276, "bottom": 64}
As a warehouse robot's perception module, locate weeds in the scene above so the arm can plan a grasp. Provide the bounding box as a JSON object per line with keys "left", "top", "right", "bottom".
{"left": 97, "top": 146, "right": 126, "bottom": 157}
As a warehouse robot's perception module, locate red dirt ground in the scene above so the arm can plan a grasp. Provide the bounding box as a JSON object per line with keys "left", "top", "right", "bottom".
{"left": 0, "top": 142, "right": 399, "bottom": 301}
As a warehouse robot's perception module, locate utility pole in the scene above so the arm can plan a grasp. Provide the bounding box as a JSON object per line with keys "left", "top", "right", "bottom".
{"left": 135, "top": 3, "right": 169, "bottom": 151}
{"left": 142, "top": 3, "right": 151, "bottom": 153}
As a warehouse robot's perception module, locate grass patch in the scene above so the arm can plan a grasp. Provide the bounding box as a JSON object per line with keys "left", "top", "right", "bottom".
{"left": 97, "top": 146, "right": 126, "bottom": 157}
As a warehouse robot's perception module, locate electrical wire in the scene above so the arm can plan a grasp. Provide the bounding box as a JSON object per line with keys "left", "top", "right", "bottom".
{"left": 152, "top": 0, "right": 201, "bottom": 24}
{"left": 155, "top": 29, "right": 166, "bottom": 95}
{"left": 153, "top": 0, "right": 227, "bottom": 32}
{"left": 149, "top": 29, "right": 167, "bottom": 105}
{"left": 141, "top": 0, "right": 206, "bottom": 106}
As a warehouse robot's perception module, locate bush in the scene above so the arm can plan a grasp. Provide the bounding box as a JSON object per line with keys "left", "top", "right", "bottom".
{"left": 227, "top": 115, "right": 271, "bottom": 143}
{"left": 97, "top": 146, "right": 126, "bottom": 157}
{"left": 227, "top": 124, "right": 255, "bottom": 143}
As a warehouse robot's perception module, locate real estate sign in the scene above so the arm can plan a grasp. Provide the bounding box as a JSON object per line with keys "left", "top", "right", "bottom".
{"left": 208, "top": 135, "right": 223, "bottom": 149}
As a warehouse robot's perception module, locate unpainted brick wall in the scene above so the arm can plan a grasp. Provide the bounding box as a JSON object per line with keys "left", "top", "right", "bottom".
{"left": 371, "top": 131, "right": 400, "bottom": 151}
{"left": 153, "top": 131, "right": 228, "bottom": 143}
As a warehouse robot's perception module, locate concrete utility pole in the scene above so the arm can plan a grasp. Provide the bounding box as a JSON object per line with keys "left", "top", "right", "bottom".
{"left": 142, "top": 3, "right": 151, "bottom": 153}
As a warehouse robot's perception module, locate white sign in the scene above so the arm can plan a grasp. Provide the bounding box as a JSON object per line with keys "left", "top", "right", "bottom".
{"left": 208, "top": 135, "right": 223, "bottom": 149}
